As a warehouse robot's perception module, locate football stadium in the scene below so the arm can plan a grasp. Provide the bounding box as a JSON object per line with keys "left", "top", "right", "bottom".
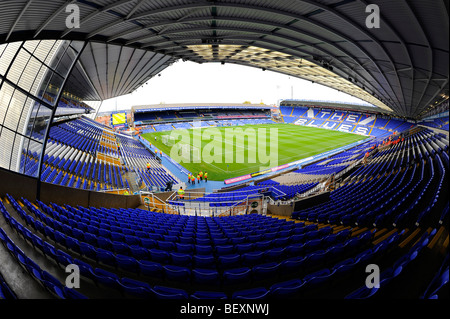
{"left": 0, "top": 0, "right": 448, "bottom": 311}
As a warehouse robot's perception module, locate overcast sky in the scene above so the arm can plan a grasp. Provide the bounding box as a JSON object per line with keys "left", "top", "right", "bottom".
{"left": 97, "top": 60, "right": 370, "bottom": 113}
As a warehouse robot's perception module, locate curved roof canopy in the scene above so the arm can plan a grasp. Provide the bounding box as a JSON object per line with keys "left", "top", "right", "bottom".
{"left": 70, "top": 42, "right": 178, "bottom": 101}
{"left": 0, "top": 0, "right": 448, "bottom": 119}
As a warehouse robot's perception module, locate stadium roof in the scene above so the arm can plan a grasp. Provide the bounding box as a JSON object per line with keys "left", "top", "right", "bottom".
{"left": 280, "top": 99, "right": 395, "bottom": 116}
{"left": 0, "top": 0, "right": 448, "bottom": 119}
{"left": 132, "top": 102, "right": 273, "bottom": 113}
{"left": 70, "top": 42, "right": 177, "bottom": 101}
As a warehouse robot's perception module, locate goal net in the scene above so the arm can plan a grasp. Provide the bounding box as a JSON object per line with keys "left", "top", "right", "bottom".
{"left": 179, "top": 144, "right": 201, "bottom": 162}
{"left": 162, "top": 135, "right": 175, "bottom": 146}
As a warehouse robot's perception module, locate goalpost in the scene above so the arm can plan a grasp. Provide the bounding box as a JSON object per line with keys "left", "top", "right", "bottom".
{"left": 162, "top": 135, "right": 175, "bottom": 146}
{"left": 179, "top": 144, "right": 200, "bottom": 161}
{"left": 192, "top": 146, "right": 201, "bottom": 162}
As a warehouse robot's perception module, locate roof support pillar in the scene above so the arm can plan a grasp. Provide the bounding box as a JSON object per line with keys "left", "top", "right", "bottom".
{"left": 36, "top": 41, "right": 88, "bottom": 200}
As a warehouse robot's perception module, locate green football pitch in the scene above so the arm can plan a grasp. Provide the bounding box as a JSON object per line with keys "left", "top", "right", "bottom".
{"left": 142, "top": 124, "right": 367, "bottom": 181}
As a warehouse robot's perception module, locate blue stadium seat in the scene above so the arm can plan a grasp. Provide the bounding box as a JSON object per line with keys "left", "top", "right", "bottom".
{"left": 152, "top": 286, "right": 189, "bottom": 299}
{"left": 140, "top": 238, "right": 157, "bottom": 249}
{"left": 163, "top": 265, "right": 191, "bottom": 283}
{"left": 65, "top": 236, "right": 81, "bottom": 254}
{"left": 223, "top": 267, "right": 251, "bottom": 286}
{"left": 252, "top": 262, "right": 280, "bottom": 282}
{"left": 265, "top": 247, "right": 285, "bottom": 262}
{"left": 242, "top": 251, "right": 264, "bottom": 267}
{"left": 91, "top": 268, "right": 121, "bottom": 291}
{"left": 73, "top": 258, "right": 96, "bottom": 282}
{"left": 218, "top": 254, "right": 241, "bottom": 269}
{"left": 191, "top": 291, "right": 228, "bottom": 299}
{"left": 79, "top": 242, "right": 97, "bottom": 261}
{"left": 97, "top": 248, "right": 117, "bottom": 268}
{"left": 97, "top": 237, "right": 113, "bottom": 250}
{"left": 116, "top": 254, "right": 139, "bottom": 273}
{"left": 196, "top": 245, "right": 213, "bottom": 255}
{"left": 54, "top": 249, "right": 73, "bottom": 268}
{"left": 112, "top": 241, "right": 130, "bottom": 255}
{"left": 254, "top": 240, "right": 272, "bottom": 251}
{"left": 124, "top": 235, "right": 140, "bottom": 246}
{"left": 344, "top": 285, "right": 378, "bottom": 299}
{"left": 176, "top": 243, "right": 194, "bottom": 254}
{"left": 232, "top": 287, "right": 269, "bottom": 300}
{"left": 157, "top": 240, "right": 176, "bottom": 251}
{"left": 192, "top": 268, "right": 220, "bottom": 286}
{"left": 170, "top": 252, "right": 192, "bottom": 266}
{"left": 193, "top": 255, "right": 216, "bottom": 269}
{"left": 119, "top": 278, "right": 154, "bottom": 299}
{"left": 138, "top": 260, "right": 163, "bottom": 279}
{"left": 216, "top": 245, "right": 234, "bottom": 255}
{"left": 129, "top": 245, "right": 150, "bottom": 260}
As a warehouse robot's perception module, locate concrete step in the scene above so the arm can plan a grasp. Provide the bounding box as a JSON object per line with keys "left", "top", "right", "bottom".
{"left": 1, "top": 199, "right": 121, "bottom": 299}
{"left": 0, "top": 203, "right": 53, "bottom": 299}
{"left": 123, "top": 170, "right": 140, "bottom": 193}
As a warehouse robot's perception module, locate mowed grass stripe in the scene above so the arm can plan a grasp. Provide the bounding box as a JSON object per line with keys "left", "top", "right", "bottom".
{"left": 142, "top": 124, "right": 367, "bottom": 181}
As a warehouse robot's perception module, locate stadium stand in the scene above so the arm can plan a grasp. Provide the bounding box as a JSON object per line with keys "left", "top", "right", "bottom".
{"left": 1, "top": 99, "right": 448, "bottom": 301}
{"left": 117, "top": 134, "right": 179, "bottom": 190}
{"left": 133, "top": 104, "right": 274, "bottom": 133}
{"left": 419, "top": 114, "right": 449, "bottom": 131}
{"left": 19, "top": 117, "right": 129, "bottom": 192}
{"left": 279, "top": 105, "right": 413, "bottom": 138}
{"left": 16, "top": 115, "right": 180, "bottom": 193}
{"left": 291, "top": 128, "right": 448, "bottom": 229}
{"left": 1, "top": 178, "right": 447, "bottom": 299}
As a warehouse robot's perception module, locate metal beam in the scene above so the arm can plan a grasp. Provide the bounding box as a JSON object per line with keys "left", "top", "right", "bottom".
{"left": 34, "top": 0, "right": 77, "bottom": 38}
{"left": 75, "top": 56, "right": 103, "bottom": 101}
{"left": 125, "top": 0, "right": 148, "bottom": 19}
{"left": 61, "top": 0, "right": 137, "bottom": 38}
{"left": 114, "top": 50, "right": 153, "bottom": 97}
{"left": 118, "top": 54, "right": 172, "bottom": 97}
{"left": 36, "top": 40, "right": 88, "bottom": 200}
{"left": 140, "top": 35, "right": 394, "bottom": 109}
{"left": 403, "top": 1, "right": 434, "bottom": 117}
{"left": 168, "top": 50, "right": 390, "bottom": 110}
{"left": 103, "top": 9, "right": 399, "bottom": 109}
{"left": 5, "top": 0, "right": 34, "bottom": 42}
{"left": 299, "top": 0, "right": 410, "bottom": 113}
{"left": 357, "top": 0, "right": 415, "bottom": 109}
{"left": 108, "top": 47, "right": 138, "bottom": 100}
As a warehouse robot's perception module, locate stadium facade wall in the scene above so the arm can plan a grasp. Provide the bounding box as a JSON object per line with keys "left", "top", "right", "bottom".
{"left": 0, "top": 39, "right": 88, "bottom": 194}
{"left": 0, "top": 167, "right": 140, "bottom": 209}
{"left": 293, "top": 191, "right": 331, "bottom": 212}
{"left": 266, "top": 202, "right": 294, "bottom": 217}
